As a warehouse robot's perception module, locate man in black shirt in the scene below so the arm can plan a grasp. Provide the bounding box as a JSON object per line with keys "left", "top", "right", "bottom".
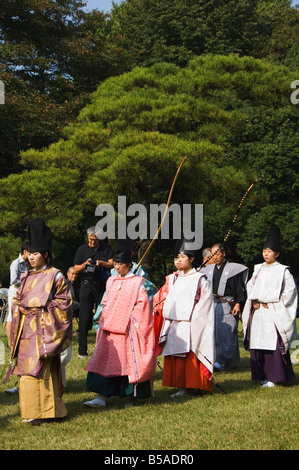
{"left": 73, "top": 226, "right": 113, "bottom": 357}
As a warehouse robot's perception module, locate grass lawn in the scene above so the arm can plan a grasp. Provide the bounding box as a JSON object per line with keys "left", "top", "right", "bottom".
{"left": 0, "top": 320, "right": 298, "bottom": 451}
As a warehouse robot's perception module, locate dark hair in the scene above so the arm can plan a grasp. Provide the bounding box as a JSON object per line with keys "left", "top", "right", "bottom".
{"left": 176, "top": 251, "right": 194, "bottom": 261}
{"left": 21, "top": 241, "right": 30, "bottom": 253}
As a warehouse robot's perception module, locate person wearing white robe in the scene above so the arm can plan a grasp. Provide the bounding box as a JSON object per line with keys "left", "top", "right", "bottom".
{"left": 242, "top": 224, "right": 297, "bottom": 388}
{"left": 159, "top": 240, "right": 215, "bottom": 397}
{"left": 202, "top": 244, "right": 248, "bottom": 370}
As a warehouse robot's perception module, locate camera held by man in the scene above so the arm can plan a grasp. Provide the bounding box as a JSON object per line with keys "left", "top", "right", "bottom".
{"left": 84, "top": 258, "right": 97, "bottom": 273}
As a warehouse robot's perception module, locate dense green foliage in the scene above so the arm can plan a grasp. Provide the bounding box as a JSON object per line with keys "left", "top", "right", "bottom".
{"left": 1, "top": 0, "right": 299, "bottom": 176}
{"left": 1, "top": 53, "right": 298, "bottom": 285}
{"left": 0, "top": 1, "right": 298, "bottom": 452}
{"left": 0, "top": 0, "right": 125, "bottom": 175}
{"left": 111, "top": 0, "right": 299, "bottom": 68}
{"left": 0, "top": 0, "right": 298, "bottom": 286}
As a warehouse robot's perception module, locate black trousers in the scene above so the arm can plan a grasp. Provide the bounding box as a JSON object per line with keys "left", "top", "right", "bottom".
{"left": 78, "top": 281, "right": 105, "bottom": 355}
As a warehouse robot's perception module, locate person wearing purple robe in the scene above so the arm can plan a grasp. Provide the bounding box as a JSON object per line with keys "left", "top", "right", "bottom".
{"left": 7, "top": 218, "right": 73, "bottom": 424}
{"left": 242, "top": 224, "right": 298, "bottom": 388}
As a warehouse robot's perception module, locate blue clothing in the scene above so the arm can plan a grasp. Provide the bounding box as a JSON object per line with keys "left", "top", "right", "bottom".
{"left": 10, "top": 254, "right": 29, "bottom": 286}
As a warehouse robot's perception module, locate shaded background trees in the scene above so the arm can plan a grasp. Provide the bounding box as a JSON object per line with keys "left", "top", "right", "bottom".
{"left": 0, "top": 0, "right": 125, "bottom": 176}
{"left": 0, "top": 0, "right": 298, "bottom": 286}
{"left": 110, "top": 0, "right": 299, "bottom": 68}
{"left": 1, "top": 54, "right": 298, "bottom": 285}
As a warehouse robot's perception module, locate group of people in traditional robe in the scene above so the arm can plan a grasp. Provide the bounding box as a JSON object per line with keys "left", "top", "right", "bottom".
{"left": 4, "top": 218, "right": 298, "bottom": 424}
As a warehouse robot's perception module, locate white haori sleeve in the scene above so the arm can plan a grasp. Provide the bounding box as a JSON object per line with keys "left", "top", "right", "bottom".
{"left": 190, "top": 276, "right": 215, "bottom": 373}
{"left": 272, "top": 268, "right": 298, "bottom": 350}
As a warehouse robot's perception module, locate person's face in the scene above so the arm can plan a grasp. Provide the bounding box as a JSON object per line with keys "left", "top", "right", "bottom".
{"left": 113, "top": 262, "right": 131, "bottom": 277}
{"left": 68, "top": 269, "right": 77, "bottom": 282}
{"left": 88, "top": 235, "right": 100, "bottom": 250}
{"left": 262, "top": 249, "right": 279, "bottom": 264}
{"left": 22, "top": 250, "right": 29, "bottom": 261}
{"left": 28, "top": 252, "right": 47, "bottom": 270}
{"left": 211, "top": 246, "right": 225, "bottom": 266}
{"left": 174, "top": 253, "right": 194, "bottom": 273}
{"left": 174, "top": 257, "right": 182, "bottom": 271}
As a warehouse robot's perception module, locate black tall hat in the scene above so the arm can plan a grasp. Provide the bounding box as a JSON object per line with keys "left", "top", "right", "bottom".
{"left": 263, "top": 224, "right": 280, "bottom": 252}
{"left": 28, "top": 218, "right": 52, "bottom": 254}
{"left": 174, "top": 238, "right": 197, "bottom": 258}
{"left": 113, "top": 237, "right": 133, "bottom": 263}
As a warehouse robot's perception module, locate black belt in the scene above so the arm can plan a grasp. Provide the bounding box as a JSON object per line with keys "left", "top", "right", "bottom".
{"left": 81, "top": 280, "right": 100, "bottom": 286}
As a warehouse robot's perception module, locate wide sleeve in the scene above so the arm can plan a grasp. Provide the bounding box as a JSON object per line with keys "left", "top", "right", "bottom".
{"left": 131, "top": 284, "right": 154, "bottom": 343}
{"left": 190, "top": 276, "right": 215, "bottom": 374}
{"left": 40, "top": 273, "right": 73, "bottom": 357}
{"left": 152, "top": 276, "right": 170, "bottom": 356}
{"left": 272, "top": 268, "right": 298, "bottom": 351}
{"left": 281, "top": 269, "right": 298, "bottom": 311}
{"left": 129, "top": 284, "right": 156, "bottom": 383}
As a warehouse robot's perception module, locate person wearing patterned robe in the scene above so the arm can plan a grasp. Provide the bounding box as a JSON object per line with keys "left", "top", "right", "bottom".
{"left": 84, "top": 238, "right": 156, "bottom": 407}
{"left": 7, "top": 218, "right": 72, "bottom": 424}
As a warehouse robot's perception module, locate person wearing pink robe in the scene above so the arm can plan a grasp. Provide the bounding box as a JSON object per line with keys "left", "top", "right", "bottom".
{"left": 84, "top": 239, "right": 156, "bottom": 407}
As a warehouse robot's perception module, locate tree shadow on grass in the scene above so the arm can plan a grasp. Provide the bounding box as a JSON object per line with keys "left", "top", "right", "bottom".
{"left": 56, "top": 350, "right": 299, "bottom": 424}
{"left": 61, "top": 356, "right": 260, "bottom": 422}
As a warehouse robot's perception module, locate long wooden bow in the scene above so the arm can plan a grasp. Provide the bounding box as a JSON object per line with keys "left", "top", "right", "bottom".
{"left": 134, "top": 156, "right": 187, "bottom": 272}
{"left": 197, "top": 178, "right": 258, "bottom": 271}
